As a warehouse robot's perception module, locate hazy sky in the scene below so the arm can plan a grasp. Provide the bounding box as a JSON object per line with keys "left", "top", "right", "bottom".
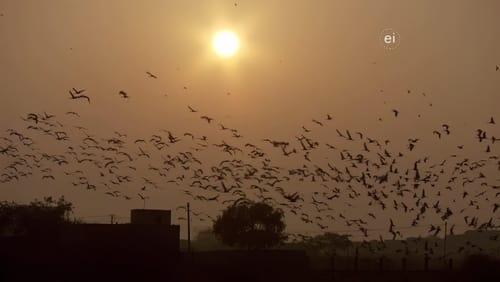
{"left": 1, "top": 1, "right": 499, "bottom": 239}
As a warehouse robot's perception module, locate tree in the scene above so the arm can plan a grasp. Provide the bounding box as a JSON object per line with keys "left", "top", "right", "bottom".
{"left": 0, "top": 196, "right": 74, "bottom": 237}
{"left": 213, "top": 201, "right": 287, "bottom": 250}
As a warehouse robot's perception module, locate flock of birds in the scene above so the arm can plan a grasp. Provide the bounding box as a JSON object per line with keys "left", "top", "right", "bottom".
{"left": 1, "top": 69, "right": 500, "bottom": 259}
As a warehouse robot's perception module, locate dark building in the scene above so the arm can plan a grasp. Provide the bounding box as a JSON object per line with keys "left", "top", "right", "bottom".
{"left": 130, "top": 208, "right": 172, "bottom": 225}
{"left": 1, "top": 209, "right": 181, "bottom": 281}
{"left": 59, "top": 209, "right": 179, "bottom": 263}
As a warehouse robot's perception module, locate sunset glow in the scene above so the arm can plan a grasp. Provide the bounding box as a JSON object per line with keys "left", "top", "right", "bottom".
{"left": 212, "top": 30, "right": 240, "bottom": 58}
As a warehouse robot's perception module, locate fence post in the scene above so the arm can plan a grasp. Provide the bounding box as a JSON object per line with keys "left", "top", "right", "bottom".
{"left": 424, "top": 254, "right": 429, "bottom": 271}
{"left": 443, "top": 221, "right": 448, "bottom": 262}
{"left": 187, "top": 202, "right": 191, "bottom": 254}
{"left": 354, "top": 247, "right": 359, "bottom": 271}
{"left": 379, "top": 256, "right": 384, "bottom": 272}
{"left": 331, "top": 254, "right": 336, "bottom": 282}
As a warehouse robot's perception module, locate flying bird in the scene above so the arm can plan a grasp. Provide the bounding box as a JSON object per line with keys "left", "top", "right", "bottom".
{"left": 200, "top": 116, "right": 213, "bottom": 123}
{"left": 146, "top": 71, "right": 158, "bottom": 79}
{"left": 66, "top": 111, "right": 80, "bottom": 117}
{"left": 312, "top": 119, "right": 323, "bottom": 126}
{"left": 442, "top": 124, "right": 451, "bottom": 135}
{"left": 72, "top": 88, "right": 86, "bottom": 94}
{"left": 118, "top": 91, "right": 129, "bottom": 99}
{"left": 69, "top": 89, "right": 90, "bottom": 103}
{"left": 433, "top": 131, "right": 441, "bottom": 139}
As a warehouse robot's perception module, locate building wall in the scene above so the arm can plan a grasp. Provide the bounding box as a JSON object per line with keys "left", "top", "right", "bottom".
{"left": 130, "top": 209, "right": 172, "bottom": 225}
{"left": 59, "top": 224, "right": 180, "bottom": 264}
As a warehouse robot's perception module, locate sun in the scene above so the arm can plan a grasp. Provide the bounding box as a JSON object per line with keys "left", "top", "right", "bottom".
{"left": 212, "top": 30, "right": 240, "bottom": 58}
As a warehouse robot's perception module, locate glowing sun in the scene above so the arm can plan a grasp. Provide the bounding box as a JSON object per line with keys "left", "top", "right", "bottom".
{"left": 212, "top": 30, "right": 240, "bottom": 58}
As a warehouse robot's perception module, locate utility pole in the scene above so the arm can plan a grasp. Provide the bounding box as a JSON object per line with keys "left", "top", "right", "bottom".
{"left": 443, "top": 221, "right": 448, "bottom": 263}
{"left": 187, "top": 202, "right": 191, "bottom": 254}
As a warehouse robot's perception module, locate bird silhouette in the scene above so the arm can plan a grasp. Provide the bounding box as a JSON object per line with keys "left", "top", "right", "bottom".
{"left": 69, "top": 88, "right": 90, "bottom": 103}
{"left": 146, "top": 71, "right": 158, "bottom": 79}
{"left": 200, "top": 116, "right": 213, "bottom": 123}
{"left": 118, "top": 91, "right": 129, "bottom": 99}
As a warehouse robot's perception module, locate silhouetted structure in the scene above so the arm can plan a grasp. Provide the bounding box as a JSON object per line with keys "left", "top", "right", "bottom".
{"left": 1, "top": 209, "right": 180, "bottom": 281}
{"left": 130, "top": 208, "right": 172, "bottom": 225}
